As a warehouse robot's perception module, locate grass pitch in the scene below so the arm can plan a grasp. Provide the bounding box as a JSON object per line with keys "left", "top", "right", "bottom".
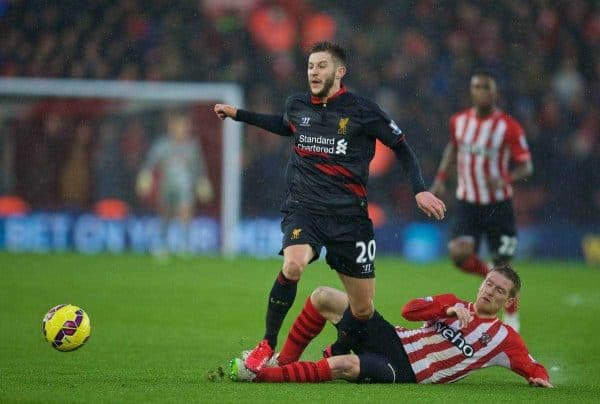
{"left": 0, "top": 252, "right": 599, "bottom": 403}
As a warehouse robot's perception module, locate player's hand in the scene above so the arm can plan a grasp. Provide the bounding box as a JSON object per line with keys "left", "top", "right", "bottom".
{"left": 415, "top": 191, "right": 446, "bottom": 220}
{"left": 196, "top": 176, "right": 214, "bottom": 203}
{"left": 528, "top": 377, "right": 553, "bottom": 388}
{"left": 429, "top": 179, "right": 446, "bottom": 197}
{"left": 446, "top": 305, "right": 472, "bottom": 328}
{"left": 214, "top": 104, "right": 237, "bottom": 120}
{"left": 136, "top": 170, "right": 153, "bottom": 197}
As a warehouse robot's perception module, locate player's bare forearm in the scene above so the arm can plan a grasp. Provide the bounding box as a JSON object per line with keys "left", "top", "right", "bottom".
{"left": 488, "top": 160, "right": 533, "bottom": 191}
{"left": 430, "top": 143, "right": 456, "bottom": 196}
{"left": 437, "top": 143, "right": 456, "bottom": 178}
{"left": 510, "top": 160, "right": 533, "bottom": 183}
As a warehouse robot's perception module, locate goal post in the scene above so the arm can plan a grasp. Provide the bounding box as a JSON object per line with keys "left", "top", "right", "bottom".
{"left": 0, "top": 77, "right": 244, "bottom": 256}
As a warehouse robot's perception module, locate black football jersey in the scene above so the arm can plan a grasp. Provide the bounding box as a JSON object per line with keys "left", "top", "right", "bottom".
{"left": 279, "top": 86, "right": 405, "bottom": 216}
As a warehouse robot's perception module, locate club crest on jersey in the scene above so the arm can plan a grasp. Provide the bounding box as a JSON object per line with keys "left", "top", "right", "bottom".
{"left": 291, "top": 228, "right": 302, "bottom": 240}
{"left": 479, "top": 332, "right": 491, "bottom": 347}
{"left": 436, "top": 322, "right": 475, "bottom": 357}
{"left": 337, "top": 117, "right": 350, "bottom": 135}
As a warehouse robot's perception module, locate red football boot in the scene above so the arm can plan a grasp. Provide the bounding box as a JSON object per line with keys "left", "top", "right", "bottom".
{"left": 244, "top": 339, "right": 274, "bottom": 373}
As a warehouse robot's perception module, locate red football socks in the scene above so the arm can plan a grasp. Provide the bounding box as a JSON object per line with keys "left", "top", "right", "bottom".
{"left": 256, "top": 358, "right": 332, "bottom": 383}
{"left": 277, "top": 297, "right": 326, "bottom": 365}
{"left": 459, "top": 254, "right": 490, "bottom": 277}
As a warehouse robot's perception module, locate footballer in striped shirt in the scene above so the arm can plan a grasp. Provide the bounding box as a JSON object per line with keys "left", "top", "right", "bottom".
{"left": 230, "top": 265, "right": 552, "bottom": 388}
{"left": 430, "top": 71, "right": 534, "bottom": 331}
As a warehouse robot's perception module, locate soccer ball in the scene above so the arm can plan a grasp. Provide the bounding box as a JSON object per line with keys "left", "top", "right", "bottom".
{"left": 42, "top": 304, "right": 91, "bottom": 352}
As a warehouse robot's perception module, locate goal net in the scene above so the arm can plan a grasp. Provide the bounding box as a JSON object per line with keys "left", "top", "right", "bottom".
{"left": 0, "top": 78, "right": 243, "bottom": 255}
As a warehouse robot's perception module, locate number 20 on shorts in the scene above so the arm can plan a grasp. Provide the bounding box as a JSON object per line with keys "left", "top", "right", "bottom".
{"left": 356, "top": 240, "right": 376, "bottom": 264}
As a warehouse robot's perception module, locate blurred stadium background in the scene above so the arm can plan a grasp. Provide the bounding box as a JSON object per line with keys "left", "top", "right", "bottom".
{"left": 1, "top": 1, "right": 600, "bottom": 402}
{"left": 0, "top": 0, "right": 598, "bottom": 261}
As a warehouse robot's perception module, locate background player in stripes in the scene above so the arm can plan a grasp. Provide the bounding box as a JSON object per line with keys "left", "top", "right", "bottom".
{"left": 214, "top": 42, "right": 446, "bottom": 373}
{"left": 430, "top": 71, "right": 533, "bottom": 331}
{"left": 229, "top": 265, "right": 552, "bottom": 388}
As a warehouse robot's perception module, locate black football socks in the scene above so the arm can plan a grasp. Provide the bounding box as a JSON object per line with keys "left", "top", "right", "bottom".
{"left": 264, "top": 271, "right": 298, "bottom": 349}
{"left": 331, "top": 306, "right": 369, "bottom": 355}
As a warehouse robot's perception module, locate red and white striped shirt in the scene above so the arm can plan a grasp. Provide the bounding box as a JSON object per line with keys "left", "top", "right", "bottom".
{"left": 396, "top": 294, "right": 549, "bottom": 384}
{"left": 450, "top": 108, "right": 531, "bottom": 204}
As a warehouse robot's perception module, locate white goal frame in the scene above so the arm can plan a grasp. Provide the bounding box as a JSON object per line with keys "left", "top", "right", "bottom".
{"left": 0, "top": 77, "right": 243, "bottom": 256}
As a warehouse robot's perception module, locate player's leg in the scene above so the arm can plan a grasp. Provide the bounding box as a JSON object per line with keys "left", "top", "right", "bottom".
{"left": 448, "top": 201, "right": 489, "bottom": 277}
{"left": 278, "top": 286, "right": 348, "bottom": 365}
{"left": 263, "top": 244, "right": 313, "bottom": 346}
{"left": 333, "top": 275, "right": 374, "bottom": 354}
{"left": 356, "top": 311, "right": 417, "bottom": 383}
{"left": 230, "top": 356, "right": 337, "bottom": 383}
{"left": 173, "top": 183, "right": 194, "bottom": 254}
{"left": 324, "top": 216, "right": 376, "bottom": 355}
{"left": 232, "top": 311, "right": 414, "bottom": 384}
{"left": 152, "top": 185, "right": 174, "bottom": 258}
{"left": 244, "top": 244, "right": 313, "bottom": 371}
{"left": 232, "top": 354, "right": 399, "bottom": 383}
{"left": 486, "top": 200, "right": 519, "bottom": 330}
{"left": 245, "top": 210, "right": 321, "bottom": 372}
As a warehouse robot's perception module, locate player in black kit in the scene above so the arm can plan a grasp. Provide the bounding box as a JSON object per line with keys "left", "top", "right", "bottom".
{"left": 214, "top": 42, "right": 446, "bottom": 373}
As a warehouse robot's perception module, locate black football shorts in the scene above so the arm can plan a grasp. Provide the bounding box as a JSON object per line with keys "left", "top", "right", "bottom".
{"left": 280, "top": 209, "right": 376, "bottom": 278}
{"left": 451, "top": 199, "right": 517, "bottom": 260}
{"left": 338, "top": 310, "right": 416, "bottom": 383}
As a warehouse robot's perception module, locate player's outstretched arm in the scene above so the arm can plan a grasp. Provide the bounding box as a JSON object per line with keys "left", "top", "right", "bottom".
{"left": 214, "top": 104, "right": 292, "bottom": 137}
{"left": 504, "top": 330, "right": 553, "bottom": 388}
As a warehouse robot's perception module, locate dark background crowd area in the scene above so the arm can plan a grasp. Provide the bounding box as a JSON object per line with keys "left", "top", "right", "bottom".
{"left": 0, "top": 0, "right": 598, "bottom": 225}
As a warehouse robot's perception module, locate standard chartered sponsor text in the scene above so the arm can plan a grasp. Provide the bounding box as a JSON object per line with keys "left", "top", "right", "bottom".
{"left": 298, "top": 134, "right": 336, "bottom": 154}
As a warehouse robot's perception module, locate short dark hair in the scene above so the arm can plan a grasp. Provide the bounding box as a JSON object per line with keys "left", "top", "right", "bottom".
{"left": 471, "top": 69, "right": 497, "bottom": 81}
{"left": 490, "top": 265, "right": 521, "bottom": 297}
{"left": 309, "top": 41, "right": 347, "bottom": 65}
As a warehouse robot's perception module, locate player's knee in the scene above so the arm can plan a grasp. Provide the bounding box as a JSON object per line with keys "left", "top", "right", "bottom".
{"left": 329, "top": 355, "right": 360, "bottom": 380}
{"left": 311, "top": 286, "right": 332, "bottom": 309}
{"left": 350, "top": 302, "right": 373, "bottom": 320}
{"left": 448, "top": 237, "right": 474, "bottom": 266}
{"left": 282, "top": 258, "right": 307, "bottom": 280}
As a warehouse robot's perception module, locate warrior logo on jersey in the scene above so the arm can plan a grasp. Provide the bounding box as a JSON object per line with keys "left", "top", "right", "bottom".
{"left": 337, "top": 117, "right": 350, "bottom": 135}
{"left": 291, "top": 228, "right": 303, "bottom": 240}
